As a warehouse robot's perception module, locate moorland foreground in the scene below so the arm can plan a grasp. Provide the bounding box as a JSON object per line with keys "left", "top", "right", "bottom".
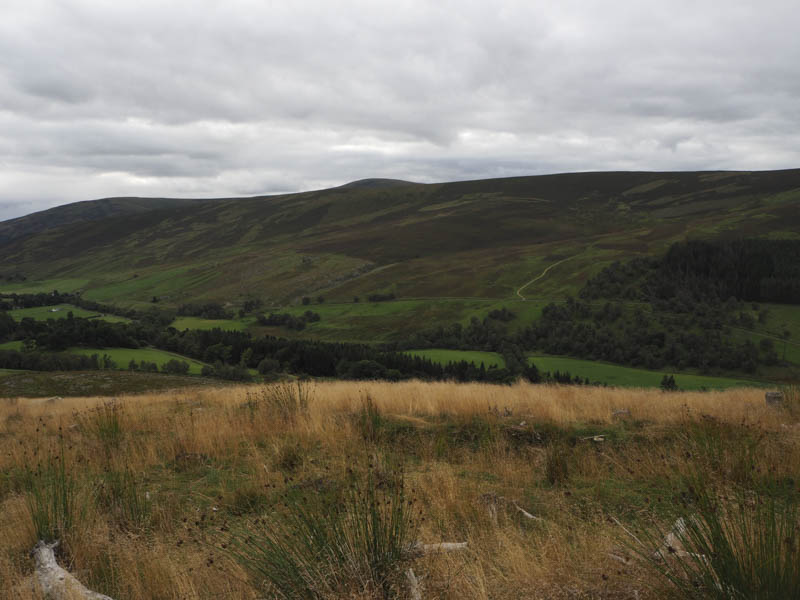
{"left": 2, "top": 380, "right": 799, "bottom": 599}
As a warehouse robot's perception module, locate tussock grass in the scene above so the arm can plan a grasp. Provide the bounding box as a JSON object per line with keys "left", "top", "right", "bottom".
{"left": 0, "top": 380, "right": 796, "bottom": 598}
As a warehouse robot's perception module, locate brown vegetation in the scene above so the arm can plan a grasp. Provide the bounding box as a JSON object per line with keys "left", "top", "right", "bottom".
{"left": 1, "top": 381, "right": 797, "bottom": 598}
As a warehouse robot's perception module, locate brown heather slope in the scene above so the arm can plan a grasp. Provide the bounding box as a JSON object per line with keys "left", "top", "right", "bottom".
{"left": 1, "top": 381, "right": 798, "bottom": 598}
{"left": 2, "top": 170, "right": 800, "bottom": 305}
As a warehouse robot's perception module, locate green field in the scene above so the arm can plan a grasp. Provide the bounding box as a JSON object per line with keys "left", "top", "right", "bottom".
{"left": 528, "top": 355, "right": 764, "bottom": 390}
{"left": 405, "top": 348, "right": 763, "bottom": 390}
{"left": 171, "top": 316, "right": 251, "bottom": 331}
{"left": 0, "top": 340, "right": 23, "bottom": 350}
{"left": 8, "top": 304, "right": 130, "bottom": 323}
{"left": 406, "top": 349, "right": 506, "bottom": 368}
{"left": 69, "top": 347, "right": 207, "bottom": 375}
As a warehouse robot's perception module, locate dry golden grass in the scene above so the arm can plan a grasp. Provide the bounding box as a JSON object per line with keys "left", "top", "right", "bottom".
{"left": 0, "top": 380, "right": 796, "bottom": 599}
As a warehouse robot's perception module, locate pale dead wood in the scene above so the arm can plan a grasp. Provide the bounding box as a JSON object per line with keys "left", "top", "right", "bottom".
{"left": 32, "top": 541, "right": 115, "bottom": 600}
{"left": 513, "top": 503, "right": 544, "bottom": 521}
{"left": 405, "top": 568, "right": 423, "bottom": 600}
{"left": 412, "top": 541, "right": 468, "bottom": 554}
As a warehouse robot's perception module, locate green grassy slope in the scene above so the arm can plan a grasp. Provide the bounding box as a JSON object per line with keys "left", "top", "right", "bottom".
{"left": 528, "top": 355, "right": 763, "bottom": 390}
{"left": 2, "top": 170, "right": 799, "bottom": 308}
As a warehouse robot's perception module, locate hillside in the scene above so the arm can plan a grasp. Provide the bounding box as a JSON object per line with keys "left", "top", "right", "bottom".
{"left": 1, "top": 169, "right": 799, "bottom": 307}
{"left": 0, "top": 196, "right": 213, "bottom": 247}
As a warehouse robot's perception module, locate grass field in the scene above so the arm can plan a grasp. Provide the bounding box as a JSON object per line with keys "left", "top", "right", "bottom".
{"left": 1, "top": 381, "right": 797, "bottom": 599}
{"left": 171, "top": 316, "right": 252, "bottom": 331}
{"left": 528, "top": 355, "right": 764, "bottom": 390}
{"left": 405, "top": 348, "right": 763, "bottom": 390}
{"left": 69, "top": 347, "right": 207, "bottom": 374}
{"left": 8, "top": 304, "right": 130, "bottom": 323}
{"left": 406, "top": 348, "right": 506, "bottom": 368}
{"left": 0, "top": 340, "right": 23, "bottom": 350}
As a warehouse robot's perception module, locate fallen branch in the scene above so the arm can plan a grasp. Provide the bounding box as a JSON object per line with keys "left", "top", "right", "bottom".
{"left": 412, "top": 541, "right": 468, "bottom": 555}
{"left": 406, "top": 568, "right": 423, "bottom": 600}
{"left": 652, "top": 517, "right": 706, "bottom": 561}
{"left": 513, "top": 503, "right": 544, "bottom": 521}
{"left": 32, "top": 541, "right": 115, "bottom": 600}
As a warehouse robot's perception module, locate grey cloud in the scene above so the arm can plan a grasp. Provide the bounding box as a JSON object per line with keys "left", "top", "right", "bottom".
{"left": 0, "top": 0, "right": 799, "bottom": 220}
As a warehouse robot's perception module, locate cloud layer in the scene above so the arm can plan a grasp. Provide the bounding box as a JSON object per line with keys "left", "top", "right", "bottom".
{"left": 1, "top": 0, "right": 799, "bottom": 220}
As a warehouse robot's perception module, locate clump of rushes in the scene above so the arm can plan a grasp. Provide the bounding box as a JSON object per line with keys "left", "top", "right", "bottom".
{"left": 257, "top": 380, "right": 312, "bottom": 423}
{"left": 635, "top": 479, "right": 800, "bottom": 599}
{"left": 95, "top": 468, "right": 151, "bottom": 532}
{"left": 27, "top": 437, "right": 83, "bottom": 543}
{"left": 544, "top": 441, "right": 569, "bottom": 486}
{"left": 75, "top": 401, "right": 125, "bottom": 451}
{"left": 223, "top": 462, "right": 419, "bottom": 599}
{"left": 357, "top": 394, "right": 382, "bottom": 443}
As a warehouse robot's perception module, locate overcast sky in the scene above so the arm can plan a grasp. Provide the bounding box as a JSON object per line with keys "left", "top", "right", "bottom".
{"left": 1, "top": 0, "right": 799, "bottom": 221}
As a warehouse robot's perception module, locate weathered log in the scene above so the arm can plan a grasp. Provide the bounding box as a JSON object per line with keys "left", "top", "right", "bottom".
{"left": 32, "top": 541, "right": 115, "bottom": 600}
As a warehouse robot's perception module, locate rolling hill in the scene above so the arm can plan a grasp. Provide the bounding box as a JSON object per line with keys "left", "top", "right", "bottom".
{"left": 1, "top": 170, "right": 799, "bottom": 309}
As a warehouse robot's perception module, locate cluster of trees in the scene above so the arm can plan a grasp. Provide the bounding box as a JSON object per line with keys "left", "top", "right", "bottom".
{"left": 0, "top": 290, "right": 76, "bottom": 309}
{"left": 488, "top": 308, "right": 516, "bottom": 322}
{"left": 0, "top": 349, "right": 116, "bottom": 371}
{"left": 177, "top": 302, "right": 234, "bottom": 319}
{"left": 0, "top": 308, "right": 532, "bottom": 383}
{"left": 127, "top": 358, "right": 190, "bottom": 375}
{"left": 515, "top": 298, "right": 762, "bottom": 373}
{"left": 257, "top": 311, "right": 321, "bottom": 331}
{"left": 399, "top": 316, "right": 509, "bottom": 353}
{"left": 367, "top": 293, "right": 396, "bottom": 302}
{"left": 582, "top": 239, "right": 800, "bottom": 305}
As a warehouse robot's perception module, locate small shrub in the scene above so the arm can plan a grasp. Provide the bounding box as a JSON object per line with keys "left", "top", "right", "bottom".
{"left": 660, "top": 374, "right": 678, "bottom": 391}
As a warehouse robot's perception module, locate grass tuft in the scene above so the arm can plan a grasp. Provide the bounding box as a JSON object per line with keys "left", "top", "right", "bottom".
{"left": 224, "top": 463, "right": 418, "bottom": 599}
{"left": 637, "top": 480, "right": 800, "bottom": 599}
{"left": 26, "top": 441, "right": 83, "bottom": 543}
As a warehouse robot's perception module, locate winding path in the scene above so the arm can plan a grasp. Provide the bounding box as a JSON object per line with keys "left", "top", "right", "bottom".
{"left": 516, "top": 256, "right": 577, "bottom": 300}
